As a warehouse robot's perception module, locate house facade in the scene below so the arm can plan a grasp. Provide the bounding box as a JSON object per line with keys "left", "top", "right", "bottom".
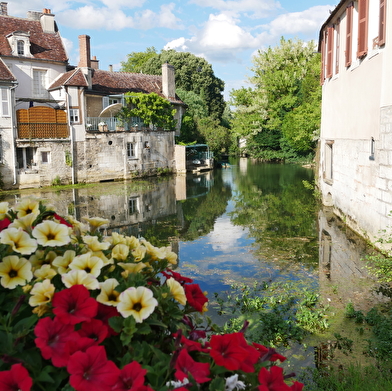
{"left": 318, "top": 0, "right": 392, "bottom": 247}
{"left": 0, "top": 3, "right": 185, "bottom": 189}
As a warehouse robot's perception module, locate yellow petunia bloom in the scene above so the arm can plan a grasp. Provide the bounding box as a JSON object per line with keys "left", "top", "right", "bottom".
{"left": 96, "top": 278, "right": 120, "bottom": 306}
{"left": 163, "top": 247, "right": 178, "bottom": 265}
{"left": 131, "top": 245, "right": 147, "bottom": 262}
{"left": 111, "top": 244, "right": 129, "bottom": 261}
{"left": 117, "top": 286, "right": 158, "bottom": 323}
{"left": 9, "top": 213, "right": 39, "bottom": 233}
{"left": 166, "top": 277, "right": 187, "bottom": 305}
{"left": 82, "top": 216, "right": 109, "bottom": 233}
{"left": 118, "top": 262, "right": 147, "bottom": 277}
{"left": 32, "top": 304, "right": 51, "bottom": 317}
{"left": 30, "top": 250, "right": 57, "bottom": 271}
{"left": 105, "top": 232, "right": 126, "bottom": 246}
{"left": 0, "top": 227, "right": 38, "bottom": 255}
{"left": 34, "top": 264, "right": 57, "bottom": 280}
{"left": 32, "top": 220, "right": 71, "bottom": 247}
{"left": 61, "top": 269, "right": 99, "bottom": 290}
{"left": 125, "top": 235, "right": 140, "bottom": 250}
{"left": 83, "top": 235, "right": 111, "bottom": 252}
{"left": 28, "top": 279, "right": 55, "bottom": 307}
{"left": 66, "top": 215, "right": 89, "bottom": 236}
{"left": 69, "top": 253, "right": 104, "bottom": 277}
{"left": 0, "top": 255, "right": 33, "bottom": 289}
{"left": 13, "top": 197, "right": 40, "bottom": 218}
{"left": 141, "top": 240, "right": 166, "bottom": 261}
{"left": 0, "top": 201, "right": 9, "bottom": 220}
{"left": 91, "top": 250, "right": 112, "bottom": 266}
{"left": 52, "top": 250, "right": 76, "bottom": 274}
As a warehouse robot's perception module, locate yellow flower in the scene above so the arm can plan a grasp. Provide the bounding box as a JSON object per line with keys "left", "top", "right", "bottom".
{"left": 61, "top": 269, "right": 99, "bottom": 290}
{"left": 131, "top": 245, "right": 147, "bottom": 262}
{"left": 32, "top": 304, "right": 51, "bottom": 317}
{"left": 141, "top": 240, "right": 166, "bottom": 261}
{"left": 96, "top": 278, "right": 120, "bottom": 306}
{"left": 83, "top": 235, "right": 111, "bottom": 252}
{"left": 34, "top": 264, "right": 57, "bottom": 280}
{"left": 117, "top": 286, "right": 158, "bottom": 323}
{"left": 13, "top": 197, "right": 40, "bottom": 218}
{"left": 28, "top": 279, "right": 55, "bottom": 307}
{"left": 166, "top": 277, "right": 187, "bottom": 305}
{"left": 52, "top": 250, "right": 76, "bottom": 274}
{"left": 0, "top": 227, "right": 38, "bottom": 255}
{"left": 30, "top": 250, "right": 57, "bottom": 270}
{"left": 69, "top": 253, "right": 104, "bottom": 277}
{"left": 32, "top": 220, "right": 71, "bottom": 247}
{"left": 66, "top": 215, "right": 89, "bottom": 236}
{"left": 125, "top": 235, "right": 140, "bottom": 249}
{"left": 91, "top": 251, "right": 112, "bottom": 265}
{"left": 111, "top": 244, "right": 129, "bottom": 261}
{"left": 118, "top": 262, "right": 147, "bottom": 277}
{"left": 9, "top": 213, "right": 38, "bottom": 233}
{"left": 0, "top": 255, "right": 33, "bottom": 289}
{"left": 0, "top": 201, "right": 9, "bottom": 220}
{"left": 163, "top": 247, "right": 178, "bottom": 265}
{"left": 105, "top": 232, "right": 126, "bottom": 246}
{"left": 82, "top": 216, "right": 109, "bottom": 233}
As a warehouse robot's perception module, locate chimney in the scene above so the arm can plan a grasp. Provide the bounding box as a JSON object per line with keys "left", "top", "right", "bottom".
{"left": 78, "top": 35, "right": 91, "bottom": 68}
{"left": 109, "top": 65, "right": 113, "bottom": 72}
{"left": 0, "top": 2, "right": 7, "bottom": 16}
{"left": 91, "top": 55, "right": 99, "bottom": 70}
{"left": 162, "top": 62, "right": 175, "bottom": 99}
{"left": 40, "top": 9, "right": 55, "bottom": 33}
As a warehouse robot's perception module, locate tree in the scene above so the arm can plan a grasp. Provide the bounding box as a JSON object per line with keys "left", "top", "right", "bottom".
{"left": 120, "top": 47, "right": 158, "bottom": 73}
{"left": 197, "top": 117, "right": 231, "bottom": 157}
{"left": 118, "top": 92, "right": 176, "bottom": 130}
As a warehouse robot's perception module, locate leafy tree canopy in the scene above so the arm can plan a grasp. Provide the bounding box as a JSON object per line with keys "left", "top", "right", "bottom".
{"left": 120, "top": 47, "right": 158, "bottom": 73}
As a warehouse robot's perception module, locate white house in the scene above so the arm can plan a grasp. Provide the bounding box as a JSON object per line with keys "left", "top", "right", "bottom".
{"left": 318, "top": 0, "right": 392, "bottom": 248}
{"left": 0, "top": 3, "right": 185, "bottom": 189}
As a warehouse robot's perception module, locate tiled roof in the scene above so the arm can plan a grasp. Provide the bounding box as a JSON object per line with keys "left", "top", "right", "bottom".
{"left": 49, "top": 68, "right": 88, "bottom": 89}
{"left": 0, "top": 58, "right": 16, "bottom": 81}
{"left": 0, "top": 15, "right": 68, "bottom": 62}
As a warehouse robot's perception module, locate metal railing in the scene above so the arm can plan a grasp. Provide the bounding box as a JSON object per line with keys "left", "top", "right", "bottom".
{"left": 86, "top": 117, "right": 145, "bottom": 132}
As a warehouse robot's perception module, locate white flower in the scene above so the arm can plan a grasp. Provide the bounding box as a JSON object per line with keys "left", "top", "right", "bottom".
{"left": 166, "top": 378, "right": 189, "bottom": 389}
{"left": 98, "top": 122, "right": 106, "bottom": 126}
{"left": 225, "top": 374, "right": 246, "bottom": 391}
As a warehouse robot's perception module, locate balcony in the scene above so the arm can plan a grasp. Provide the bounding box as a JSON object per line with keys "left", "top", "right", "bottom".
{"left": 86, "top": 117, "right": 146, "bottom": 132}
{"left": 17, "top": 122, "right": 69, "bottom": 139}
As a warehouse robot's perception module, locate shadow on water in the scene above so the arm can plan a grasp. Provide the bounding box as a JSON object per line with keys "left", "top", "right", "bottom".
{"left": 2, "top": 158, "right": 390, "bottom": 372}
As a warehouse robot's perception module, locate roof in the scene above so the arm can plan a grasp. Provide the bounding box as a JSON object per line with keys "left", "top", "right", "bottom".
{"left": 0, "top": 14, "right": 68, "bottom": 62}
{"left": 0, "top": 57, "right": 16, "bottom": 82}
{"left": 318, "top": 1, "right": 345, "bottom": 51}
{"left": 50, "top": 68, "right": 185, "bottom": 104}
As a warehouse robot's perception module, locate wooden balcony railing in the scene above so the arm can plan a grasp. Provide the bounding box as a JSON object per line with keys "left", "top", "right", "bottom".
{"left": 17, "top": 122, "right": 69, "bottom": 139}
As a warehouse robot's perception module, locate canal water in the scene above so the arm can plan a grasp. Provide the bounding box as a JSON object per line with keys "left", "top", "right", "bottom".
{"left": 1, "top": 158, "right": 388, "bottom": 371}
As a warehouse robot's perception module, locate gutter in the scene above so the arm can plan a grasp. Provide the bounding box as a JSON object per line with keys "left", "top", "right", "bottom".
{"left": 10, "top": 81, "right": 18, "bottom": 185}
{"left": 65, "top": 86, "right": 75, "bottom": 185}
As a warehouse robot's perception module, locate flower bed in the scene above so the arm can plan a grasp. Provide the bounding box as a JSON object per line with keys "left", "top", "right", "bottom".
{"left": 0, "top": 197, "right": 304, "bottom": 391}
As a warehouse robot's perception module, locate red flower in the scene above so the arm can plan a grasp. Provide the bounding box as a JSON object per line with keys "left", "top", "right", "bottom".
{"left": 290, "top": 382, "right": 304, "bottom": 391}
{"left": 258, "top": 366, "right": 291, "bottom": 391}
{"left": 34, "top": 316, "right": 78, "bottom": 367}
{"left": 174, "top": 349, "right": 210, "bottom": 384}
{"left": 174, "top": 333, "right": 209, "bottom": 353}
{"left": 53, "top": 213, "right": 73, "bottom": 227}
{"left": 184, "top": 284, "right": 208, "bottom": 312}
{"left": 253, "top": 343, "right": 286, "bottom": 363}
{"left": 78, "top": 319, "right": 109, "bottom": 344}
{"left": 162, "top": 270, "right": 193, "bottom": 284}
{"left": 67, "top": 345, "right": 120, "bottom": 391}
{"left": 66, "top": 336, "right": 97, "bottom": 357}
{"left": 236, "top": 335, "right": 261, "bottom": 373}
{"left": 209, "top": 333, "right": 251, "bottom": 371}
{"left": 112, "top": 361, "right": 146, "bottom": 391}
{"left": 0, "top": 363, "right": 32, "bottom": 391}
{"left": 95, "top": 302, "right": 120, "bottom": 335}
{"left": 52, "top": 285, "right": 98, "bottom": 325}
{"left": 0, "top": 217, "right": 11, "bottom": 232}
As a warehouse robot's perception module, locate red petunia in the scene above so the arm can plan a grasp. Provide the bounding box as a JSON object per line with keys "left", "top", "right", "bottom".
{"left": 53, "top": 213, "right": 73, "bottom": 227}
{"left": 209, "top": 332, "right": 251, "bottom": 371}
{"left": 34, "top": 316, "right": 78, "bottom": 367}
{"left": 66, "top": 336, "right": 97, "bottom": 357}
{"left": 52, "top": 285, "right": 98, "bottom": 325}
{"left": 67, "top": 345, "right": 120, "bottom": 391}
{"left": 174, "top": 333, "right": 209, "bottom": 353}
{"left": 258, "top": 366, "right": 291, "bottom": 391}
{"left": 236, "top": 334, "right": 261, "bottom": 373}
{"left": 112, "top": 361, "right": 146, "bottom": 391}
{"left": 290, "top": 381, "right": 304, "bottom": 391}
{"left": 0, "top": 363, "right": 32, "bottom": 391}
{"left": 174, "top": 349, "right": 210, "bottom": 384}
{"left": 0, "top": 217, "right": 11, "bottom": 232}
{"left": 184, "top": 284, "right": 208, "bottom": 312}
{"left": 78, "top": 319, "right": 109, "bottom": 344}
{"left": 253, "top": 343, "right": 287, "bottom": 363}
{"left": 162, "top": 270, "right": 193, "bottom": 285}
{"left": 95, "top": 302, "right": 120, "bottom": 335}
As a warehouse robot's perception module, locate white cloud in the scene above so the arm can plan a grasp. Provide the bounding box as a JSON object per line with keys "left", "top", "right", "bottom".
{"left": 189, "top": 0, "right": 281, "bottom": 18}
{"left": 61, "top": 36, "right": 73, "bottom": 59}
{"left": 133, "top": 3, "right": 184, "bottom": 30}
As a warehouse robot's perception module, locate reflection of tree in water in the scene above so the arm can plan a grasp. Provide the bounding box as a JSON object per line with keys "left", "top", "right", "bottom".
{"left": 231, "top": 163, "right": 319, "bottom": 265}
{"left": 179, "top": 174, "right": 232, "bottom": 241}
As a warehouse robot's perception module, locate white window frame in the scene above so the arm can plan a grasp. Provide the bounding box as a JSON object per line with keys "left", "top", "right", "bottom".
{"left": 129, "top": 197, "right": 139, "bottom": 215}
{"left": 127, "top": 142, "right": 137, "bottom": 159}
{"left": 70, "top": 108, "right": 80, "bottom": 124}
{"left": 41, "top": 151, "right": 50, "bottom": 164}
{"left": 17, "top": 40, "right": 24, "bottom": 55}
{"left": 324, "top": 141, "right": 333, "bottom": 184}
{"left": 33, "top": 69, "right": 47, "bottom": 98}
{"left": 0, "top": 87, "right": 10, "bottom": 117}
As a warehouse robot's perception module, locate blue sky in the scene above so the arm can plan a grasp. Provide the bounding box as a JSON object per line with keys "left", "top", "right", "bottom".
{"left": 9, "top": 0, "right": 336, "bottom": 99}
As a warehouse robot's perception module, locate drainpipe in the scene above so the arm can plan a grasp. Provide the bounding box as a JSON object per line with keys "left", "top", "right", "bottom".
{"left": 65, "top": 86, "right": 75, "bottom": 184}
{"left": 10, "top": 81, "right": 18, "bottom": 185}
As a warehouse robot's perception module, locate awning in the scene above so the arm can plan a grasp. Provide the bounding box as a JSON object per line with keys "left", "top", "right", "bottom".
{"left": 98, "top": 103, "right": 123, "bottom": 117}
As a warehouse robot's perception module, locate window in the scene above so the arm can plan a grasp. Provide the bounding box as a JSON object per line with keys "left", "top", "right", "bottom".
{"left": 17, "top": 40, "right": 24, "bottom": 55}
{"left": 0, "top": 88, "right": 10, "bottom": 117}
{"left": 357, "top": 0, "right": 369, "bottom": 58}
{"left": 33, "top": 69, "right": 47, "bottom": 98}
{"left": 324, "top": 141, "right": 333, "bottom": 183}
{"left": 41, "top": 151, "right": 50, "bottom": 164}
{"left": 70, "top": 109, "right": 80, "bottom": 123}
{"left": 345, "top": 2, "right": 354, "bottom": 66}
{"left": 129, "top": 197, "right": 139, "bottom": 214}
{"left": 127, "top": 142, "right": 137, "bottom": 158}
{"left": 326, "top": 26, "right": 334, "bottom": 78}
{"left": 16, "top": 147, "right": 36, "bottom": 170}
{"left": 379, "top": 0, "right": 386, "bottom": 46}
{"left": 335, "top": 19, "right": 340, "bottom": 74}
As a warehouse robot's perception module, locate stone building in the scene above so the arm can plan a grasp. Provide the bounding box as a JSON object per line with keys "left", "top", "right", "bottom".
{"left": 0, "top": 3, "right": 185, "bottom": 189}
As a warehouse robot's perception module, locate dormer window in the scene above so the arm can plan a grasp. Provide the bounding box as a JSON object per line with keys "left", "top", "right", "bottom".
{"left": 17, "top": 40, "right": 24, "bottom": 55}
{"left": 6, "top": 31, "right": 32, "bottom": 57}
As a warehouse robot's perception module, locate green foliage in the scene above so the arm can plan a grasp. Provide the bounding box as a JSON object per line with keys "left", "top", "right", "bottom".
{"left": 365, "top": 251, "right": 392, "bottom": 283}
{"left": 64, "top": 150, "right": 72, "bottom": 167}
{"left": 120, "top": 46, "right": 158, "bottom": 73}
{"left": 51, "top": 175, "right": 61, "bottom": 186}
{"left": 119, "top": 92, "right": 176, "bottom": 130}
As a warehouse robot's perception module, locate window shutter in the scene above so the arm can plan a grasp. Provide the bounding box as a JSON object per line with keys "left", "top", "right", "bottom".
{"left": 379, "top": 0, "right": 386, "bottom": 46}
{"left": 335, "top": 20, "right": 340, "bottom": 74}
{"left": 345, "top": 3, "right": 353, "bottom": 66}
{"left": 320, "top": 33, "right": 326, "bottom": 85}
{"left": 357, "top": 0, "right": 369, "bottom": 58}
{"left": 326, "top": 26, "right": 334, "bottom": 78}
{"left": 102, "top": 96, "right": 109, "bottom": 109}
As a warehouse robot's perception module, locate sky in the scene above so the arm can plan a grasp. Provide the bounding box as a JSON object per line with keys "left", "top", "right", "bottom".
{"left": 8, "top": 0, "right": 336, "bottom": 100}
